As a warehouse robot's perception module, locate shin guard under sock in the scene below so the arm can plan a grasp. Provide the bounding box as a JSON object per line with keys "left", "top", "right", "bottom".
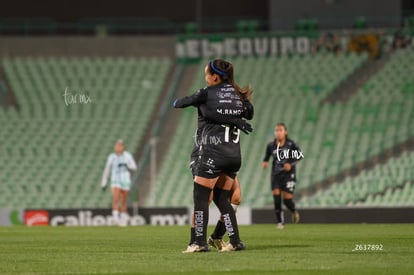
{"left": 211, "top": 220, "right": 225, "bottom": 239}
{"left": 214, "top": 187, "right": 240, "bottom": 246}
{"left": 189, "top": 227, "right": 195, "bottom": 245}
{"left": 193, "top": 183, "right": 211, "bottom": 246}
{"left": 273, "top": 194, "right": 282, "bottom": 223}
{"left": 283, "top": 198, "right": 296, "bottom": 213}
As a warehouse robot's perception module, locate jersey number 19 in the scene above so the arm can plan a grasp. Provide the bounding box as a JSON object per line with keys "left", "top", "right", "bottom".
{"left": 222, "top": 125, "right": 240, "bottom": 144}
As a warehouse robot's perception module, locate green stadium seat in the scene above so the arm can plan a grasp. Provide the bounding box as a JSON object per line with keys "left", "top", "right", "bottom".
{"left": 0, "top": 56, "right": 171, "bottom": 209}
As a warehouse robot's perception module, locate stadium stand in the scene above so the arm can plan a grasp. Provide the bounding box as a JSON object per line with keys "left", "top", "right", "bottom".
{"left": 0, "top": 57, "right": 171, "bottom": 209}
{"left": 299, "top": 49, "right": 414, "bottom": 207}
{"left": 299, "top": 152, "right": 414, "bottom": 207}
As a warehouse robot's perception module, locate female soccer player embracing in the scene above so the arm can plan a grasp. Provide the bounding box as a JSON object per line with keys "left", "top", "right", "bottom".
{"left": 174, "top": 59, "right": 253, "bottom": 252}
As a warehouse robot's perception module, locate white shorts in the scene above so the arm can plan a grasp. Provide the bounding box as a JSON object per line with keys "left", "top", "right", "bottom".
{"left": 111, "top": 181, "right": 131, "bottom": 191}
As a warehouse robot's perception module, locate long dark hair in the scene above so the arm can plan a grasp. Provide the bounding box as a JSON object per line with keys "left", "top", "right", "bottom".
{"left": 207, "top": 59, "right": 253, "bottom": 102}
{"left": 276, "top": 122, "right": 288, "bottom": 139}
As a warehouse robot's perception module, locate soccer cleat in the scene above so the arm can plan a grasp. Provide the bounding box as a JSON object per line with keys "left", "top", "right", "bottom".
{"left": 182, "top": 245, "right": 194, "bottom": 253}
{"left": 220, "top": 241, "right": 246, "bottom": 252}
{"left": 277, "top": 223, "right": 285, "bottom": 230}
{"left": 182, "top": 244, "right": 210, "bottom": 253}
{"left": 208, "top": 236, "right": 227, "bottom": 250}
{"left": 292, "top": 211, "right": 300, "bottom": 224}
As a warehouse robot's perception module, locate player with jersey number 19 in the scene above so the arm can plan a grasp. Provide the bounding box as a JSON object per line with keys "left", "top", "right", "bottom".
{"left": 174, "top": 59, "right": 253, "bottom": 253}
{"left": 101, "top": 140, "right": 137, "bottom": 226}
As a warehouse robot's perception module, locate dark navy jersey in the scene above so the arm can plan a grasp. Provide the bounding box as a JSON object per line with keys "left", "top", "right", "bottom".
{"left": 263, "top": 138, "right": 303, "bottom": 176}
{"left": 190, "top": 98, "right": 253, "bottom": 162}
{"left": 175, "top": 82, "right": 248, "bottom": 160}
{"left": 175, "top": 84, "right": 253, "bottom": 126}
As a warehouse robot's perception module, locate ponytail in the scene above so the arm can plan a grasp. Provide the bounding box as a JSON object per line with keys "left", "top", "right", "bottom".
{"left": 208, "top": 59, "right": 253, "bottom": 102}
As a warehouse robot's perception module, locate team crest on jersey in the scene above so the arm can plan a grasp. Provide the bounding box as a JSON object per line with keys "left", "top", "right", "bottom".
{"left": 217, "top": 91, "right": 234, "bottom": 99}
{"left": 206, "top": 158, "right": 215, "bottom": 168}
{"left": 216, "top": 91, "right": 240, "bottom": 100}
{"left": 235, "top": 100, "right": 243, "bottom": 108}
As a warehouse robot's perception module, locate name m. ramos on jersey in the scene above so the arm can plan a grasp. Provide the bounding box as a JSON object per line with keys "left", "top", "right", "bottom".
{"left": 216, "top": 108, "right": 243, "bottom": 115}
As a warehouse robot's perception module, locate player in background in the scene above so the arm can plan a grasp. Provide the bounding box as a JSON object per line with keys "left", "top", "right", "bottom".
{"left": 174, "top": 59, "right": 253, "bottom": 252}
{"left": 263, "top": 123, "right": 303, "bottom": 229}
{"left": 101, "top": 140, "right": 137, "bottom": 226}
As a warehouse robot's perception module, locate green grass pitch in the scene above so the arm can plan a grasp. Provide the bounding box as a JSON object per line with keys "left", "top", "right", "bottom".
{"left": 0, "top": 224, "right": 413, "bottom": 274}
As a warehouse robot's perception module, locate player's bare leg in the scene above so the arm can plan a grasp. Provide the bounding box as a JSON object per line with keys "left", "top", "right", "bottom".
{"left": 230, "top": 177, "right": 242, "bottom": 207}
{"left": 111, "top": 187, "right": 121, "bottom": 225}
{"left": 283, "top": 192, "right": 300, "bottom": 224}
{"left": 119, "top": 189, "right": 129, "bottom": 226}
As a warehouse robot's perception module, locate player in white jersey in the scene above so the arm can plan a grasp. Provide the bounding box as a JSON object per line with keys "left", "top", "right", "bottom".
{"left": 101, "top": 140, "right": 137, "bottom": 226}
